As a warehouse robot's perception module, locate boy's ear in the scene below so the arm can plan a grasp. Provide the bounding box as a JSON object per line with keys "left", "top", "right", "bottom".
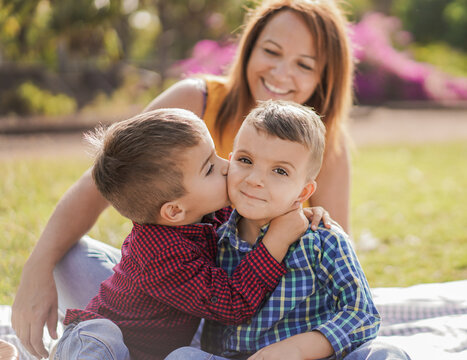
{"left": 228, "top": 152, "right": 232, "bottom": 161}
{"left": 297, "top": 181, "right": 316, "bottom": 203}
{"left": 159, "top": 201, "right": 186, "bottom": 224}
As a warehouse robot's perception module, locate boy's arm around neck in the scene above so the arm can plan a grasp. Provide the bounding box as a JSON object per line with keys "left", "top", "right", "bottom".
{"left": 137, "top": 226, "right": 287, "bottom": 325}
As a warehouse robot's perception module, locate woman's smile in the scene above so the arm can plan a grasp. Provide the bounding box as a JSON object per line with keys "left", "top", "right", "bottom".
{"left": 261, "top": 78, "right": 292, "bottom": 96}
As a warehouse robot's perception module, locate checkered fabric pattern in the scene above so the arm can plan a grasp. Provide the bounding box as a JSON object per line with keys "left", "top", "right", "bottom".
{"left": 64, "top": 207, "right": 286, "bottom": 360}
{"left": 202, "top": 210, "right": 380, "bottom": 359}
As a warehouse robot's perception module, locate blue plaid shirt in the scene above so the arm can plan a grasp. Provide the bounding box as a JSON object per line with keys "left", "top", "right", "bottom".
{"left": 201, "top": 210, "right": 380, "bottom": 359}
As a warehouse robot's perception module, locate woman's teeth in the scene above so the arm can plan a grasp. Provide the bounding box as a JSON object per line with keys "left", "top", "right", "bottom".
{"left": 263, "top": 80, "right": 289, "bottom": 95}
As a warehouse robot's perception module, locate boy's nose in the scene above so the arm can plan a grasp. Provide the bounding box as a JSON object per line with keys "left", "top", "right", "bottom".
{"left": 245, "top": 171, "right": 263, "bottom": 187}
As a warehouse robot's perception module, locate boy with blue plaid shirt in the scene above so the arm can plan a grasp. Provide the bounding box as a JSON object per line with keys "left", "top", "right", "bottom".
{"left": 166, "top": 101, "right": 409, "bottom": 359}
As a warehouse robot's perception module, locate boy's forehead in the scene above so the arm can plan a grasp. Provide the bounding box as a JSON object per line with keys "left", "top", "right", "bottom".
{"left": 235, "top": 124, "right": 308, "bottom": 155}
{"left": 234, "top": 122, "right": 259, "bottom": 146}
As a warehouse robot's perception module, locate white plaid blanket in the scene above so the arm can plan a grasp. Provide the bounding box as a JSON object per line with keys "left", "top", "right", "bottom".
{"left": 2, "top": 280, "right": 467, "bottom": 359}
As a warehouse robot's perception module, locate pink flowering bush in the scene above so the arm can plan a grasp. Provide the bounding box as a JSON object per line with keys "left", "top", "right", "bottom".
{"left": 170, "top": 40, "right": 237, "bottom": 77}
{"left": 171, "top": 13, "right": 467, "bottom": 104}
{"left": 351, "top": 12, "right": 467, "bottom": 104}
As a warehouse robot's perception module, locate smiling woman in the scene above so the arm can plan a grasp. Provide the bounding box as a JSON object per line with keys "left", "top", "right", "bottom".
{"left": 245, "top": 10, "right": 320, "bottom": 105}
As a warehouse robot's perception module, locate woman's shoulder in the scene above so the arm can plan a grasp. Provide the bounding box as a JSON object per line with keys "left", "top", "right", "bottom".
{"left": 143, "top": 78, "right": 207, "bottom": 117}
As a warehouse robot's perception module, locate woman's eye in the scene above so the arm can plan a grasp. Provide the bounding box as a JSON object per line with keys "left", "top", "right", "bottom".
{"left": 264, "top": 48, "right": 279, "bottom": 56}
{"left": 274, "top": 168, "right": 288, "bottom": 176}
{"left": 206, "top": 163, "right": 214, "bottom": 175}
{"left": 298, "top": 62, "right": 313, "bottom": 71}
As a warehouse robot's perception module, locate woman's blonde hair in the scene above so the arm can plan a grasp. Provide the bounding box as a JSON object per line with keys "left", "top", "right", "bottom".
{"left": 215, "top": 0, "right": 354, "bottom": 150}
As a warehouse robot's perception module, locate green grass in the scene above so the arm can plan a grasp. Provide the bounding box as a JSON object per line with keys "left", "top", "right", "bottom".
{"left": 1, "top": 141, "right": 467, "bottom": 304}
{"left": 351, "top": 142, "right": 467, "bottom": 288}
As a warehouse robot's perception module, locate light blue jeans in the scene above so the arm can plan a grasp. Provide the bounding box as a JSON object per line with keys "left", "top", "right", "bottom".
{"left": 164, "top": 341, "right": 411, "bottom": 360}
{"left": 54, "top": 236, "right": 121, "bottom": 312}
{"left": 54, "top": 319, "right": 130, "bottom": 360}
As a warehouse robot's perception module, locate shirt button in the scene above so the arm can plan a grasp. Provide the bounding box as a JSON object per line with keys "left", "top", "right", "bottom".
{"left": 210, "top": 296, "right": 218, "bottom": 304}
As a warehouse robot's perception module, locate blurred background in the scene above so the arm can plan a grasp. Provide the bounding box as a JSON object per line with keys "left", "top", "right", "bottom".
{"left": 0, "top": 0, "right": 466, "bottom": 126}
{"left": 1, "top": 0, "right": 467, "bottom": 304}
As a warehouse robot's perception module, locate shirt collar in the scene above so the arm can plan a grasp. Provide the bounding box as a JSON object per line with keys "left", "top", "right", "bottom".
{"left": 217, "top": 209, "right": 270, "bottom": 252}
{"left": 133, "top": 211, "right": 224, "bottom": 239}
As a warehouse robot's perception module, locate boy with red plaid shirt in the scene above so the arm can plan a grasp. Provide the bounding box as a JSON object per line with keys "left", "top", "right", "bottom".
{"left": 53, "top": 108, "right": 313, "bottom": 360}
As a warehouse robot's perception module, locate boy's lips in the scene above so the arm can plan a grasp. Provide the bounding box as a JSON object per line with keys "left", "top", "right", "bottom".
{"left": 240, "top": 190, "right": 265, "bottom": 202}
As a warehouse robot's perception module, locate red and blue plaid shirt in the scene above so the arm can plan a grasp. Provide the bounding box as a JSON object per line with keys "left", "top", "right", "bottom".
{"left": 64, "top": 207, "right": 286, "bottom": 360}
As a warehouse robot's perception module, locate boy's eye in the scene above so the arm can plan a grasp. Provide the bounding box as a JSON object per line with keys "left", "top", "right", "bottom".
{"left": 274, "top": 168, "right": 288, "bottom": 176}
{"left": 206, "top": 163, "right": 214, "bottom": 175}
{"left": 238, "top": 157, "right": 252, "bottom": 165}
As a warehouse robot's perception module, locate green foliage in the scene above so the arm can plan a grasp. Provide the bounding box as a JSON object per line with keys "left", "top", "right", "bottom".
{"left": 346, "top": 0, "right": 379, "bottom": 20}
{"left": 79, "top": 67, "right": 162, "bottom": 116}
{"left": 0, "top": 0, "right": 247, "bottom": 76}
{"left": 392, "top": 0, "right": 467, "bottom": 51}
{"left": 17, "top": 82, "right": 77, "bottom": 116}
{"left": 410, "top": 42, "right": 467, "bottom": 77}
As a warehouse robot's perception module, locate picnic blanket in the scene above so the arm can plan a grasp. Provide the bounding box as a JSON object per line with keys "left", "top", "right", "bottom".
{"left": 1, "top": 280, "right": 466, "bottom": 359}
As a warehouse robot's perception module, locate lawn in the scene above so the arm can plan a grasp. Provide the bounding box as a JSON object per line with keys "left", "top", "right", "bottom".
{"left": 1, "top": 141, "right": 467, "bottom": 304}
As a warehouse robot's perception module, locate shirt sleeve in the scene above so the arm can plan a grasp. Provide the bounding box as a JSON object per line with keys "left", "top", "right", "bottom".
{"left": 138, "top": 234, "right": 286, "bottom": 325}
{"left": 312, "top": 226, "right": 381, "bottom": 359}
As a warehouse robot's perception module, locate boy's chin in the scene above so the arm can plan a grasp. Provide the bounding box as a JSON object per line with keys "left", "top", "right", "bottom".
{"left": 236, "top": 208, "right": 270, "bottom": 223}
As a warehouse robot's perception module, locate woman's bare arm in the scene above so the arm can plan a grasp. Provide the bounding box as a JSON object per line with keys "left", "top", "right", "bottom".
{"left": 311, "top": 139, "right": 351, "bottom": 233}
{"left": 12, "top": 169, "right": 109, "bottom": 358}
{"left": 12, "top": 78, "right": 206, "bottom": 358}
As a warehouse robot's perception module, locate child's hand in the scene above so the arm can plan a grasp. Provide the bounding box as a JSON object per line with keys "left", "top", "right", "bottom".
{"left": 261, "top": 206, "right": 308, "bottom": 263}
{"left": 247, "top": 339, "right": 303, "bottom": 360}
{"left": 247, "top": 331, "right": 333, "bottom": 360}
{"left": 303, "top": 206, "right": 332, "bottom": 231}
{"left": 268, "top": 206, "right": 309, "bottom": 246}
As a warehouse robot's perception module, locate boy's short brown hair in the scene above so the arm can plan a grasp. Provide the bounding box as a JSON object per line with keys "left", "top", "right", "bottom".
{"left": 86, "top": 108, "right": 206, "bottom": 224}
{"left": 242, "top": 100, "right": 326, "bottom": 180}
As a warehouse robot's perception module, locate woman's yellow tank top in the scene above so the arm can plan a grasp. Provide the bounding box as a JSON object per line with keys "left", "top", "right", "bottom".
{"left": 202, "top": 77, "right": 238, "bottom": 160}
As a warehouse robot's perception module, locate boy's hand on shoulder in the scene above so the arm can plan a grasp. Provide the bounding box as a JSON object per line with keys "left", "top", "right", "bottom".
{"left": 303, "top": 206, "right": 332, "bottom": 231}
{"left": 262, "top": 206, "right": 308, "bottom": 263}
{"left": 268, "top": 206, "right": 309, "bottom": 245}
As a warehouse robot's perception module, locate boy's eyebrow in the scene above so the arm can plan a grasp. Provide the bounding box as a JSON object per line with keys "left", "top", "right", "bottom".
{"left": 200, "top": 150, "right": 214, "bottom": 174}
{"left": 263, "top": 39, "right": 316, "bottom": 60}
{"left": 276, "top": 160, "right": 296, "bottom": 171}
{"left": 235, "top": 148, "right": 297, "bottom": 171}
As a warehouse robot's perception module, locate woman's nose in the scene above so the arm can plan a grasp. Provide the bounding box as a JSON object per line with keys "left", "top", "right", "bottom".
{"left": 271, "top": 60, "right": 291, "bottom": 80}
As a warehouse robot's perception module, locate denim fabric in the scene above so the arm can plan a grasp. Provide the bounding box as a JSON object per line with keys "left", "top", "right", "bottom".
{"left": 53, "top": 236, "right": 121, "bottom": 312}
{"left": 165, "top": 346, "right": 230, "bottom": 360}
{"left": 345, "top": 341, "right": 411, "bottom": 360}
{"left": 164, "top": 340, "right": 411, "bottom": 360}
{"left": 54, "top": 319, "right": 130, "bottom": 360}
